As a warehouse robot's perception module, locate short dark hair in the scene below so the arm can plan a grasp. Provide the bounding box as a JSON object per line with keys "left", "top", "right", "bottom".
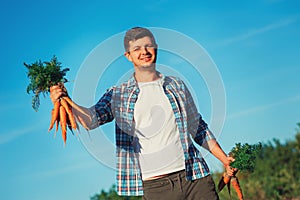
{"left": 124, "top": 27, "right": 157, "bottom": 52}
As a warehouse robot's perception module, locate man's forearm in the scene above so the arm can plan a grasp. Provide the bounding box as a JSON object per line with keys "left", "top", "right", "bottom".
{"left": 72, "top": 104, "right": 95, "bottom": 130}
{"left": 206, "top": 139, "right": 230, "bottom": 166}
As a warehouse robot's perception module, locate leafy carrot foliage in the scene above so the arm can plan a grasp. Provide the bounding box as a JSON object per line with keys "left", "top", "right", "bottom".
{"left": 230, "top": 142, "right": 262, "bottom": 173}
{"left": 24, "top": 56, "right": 69, "bottom": 111}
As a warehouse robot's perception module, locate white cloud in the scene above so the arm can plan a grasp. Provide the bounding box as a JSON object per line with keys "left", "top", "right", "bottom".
{"left": 31, "top": 161, "right": 97, "bottom": 180}
{"left": 227, "top": 95, "right": 300, "bottom": 120}
{"left": 0, "top": 126, "right": 40, "bottom": 144}
{"left": 221, "top": 17, "right": 298, "bottom": 45}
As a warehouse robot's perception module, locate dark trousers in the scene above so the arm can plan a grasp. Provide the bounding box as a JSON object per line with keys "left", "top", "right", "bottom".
{"left": 142, "top": 170, "right": 219, "bottom": 200}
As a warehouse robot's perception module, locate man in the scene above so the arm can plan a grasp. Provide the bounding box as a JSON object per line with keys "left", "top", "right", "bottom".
{"left": 50, "top": 27, "right": 234, "bottom": 199}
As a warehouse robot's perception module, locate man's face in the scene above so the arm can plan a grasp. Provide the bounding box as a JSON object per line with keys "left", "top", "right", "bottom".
{"left": 125, "top": 36, "right": 157, "bottom": 69}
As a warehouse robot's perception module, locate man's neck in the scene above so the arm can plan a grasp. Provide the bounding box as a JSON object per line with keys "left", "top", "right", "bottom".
{"left": 134, "top": 68, "right": 159, "bottom": 83}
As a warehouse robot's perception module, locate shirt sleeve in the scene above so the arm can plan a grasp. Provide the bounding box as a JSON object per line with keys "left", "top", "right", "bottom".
{"left": 193, "top": 128, "right": 216, "bottom": 146}
{"left": 183, "top": 82, "right": 215, "bottom": 146}
{"left": 88, "top": 88, "right": 114, "bottom": 129}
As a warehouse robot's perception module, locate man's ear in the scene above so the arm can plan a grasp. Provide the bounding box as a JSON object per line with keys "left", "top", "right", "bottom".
{"left": 124, "top": 52, "right": 132, "bottom": 62}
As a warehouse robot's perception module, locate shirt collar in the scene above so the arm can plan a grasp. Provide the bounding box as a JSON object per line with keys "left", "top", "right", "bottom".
{"left": 127, "top": 71, "right": 166, "bottom": 88}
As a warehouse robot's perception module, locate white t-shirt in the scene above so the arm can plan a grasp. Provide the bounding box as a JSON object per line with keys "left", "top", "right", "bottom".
{"left": 133, "top": 79, "right": 185, "bottom": 180}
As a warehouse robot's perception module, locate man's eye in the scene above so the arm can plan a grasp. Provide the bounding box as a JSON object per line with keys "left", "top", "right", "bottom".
{"left": 146, "top": 45, "right": 155, "bottom": 48}
{"left": 133, "top": 47, "right": 140, "bottom": 51}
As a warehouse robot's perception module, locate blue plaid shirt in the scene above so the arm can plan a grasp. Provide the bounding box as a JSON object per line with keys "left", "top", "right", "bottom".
{"left": 93, "top": 73, "right": 215, "bottom": 196}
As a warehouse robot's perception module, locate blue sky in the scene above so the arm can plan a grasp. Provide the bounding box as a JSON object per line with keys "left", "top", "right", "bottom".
{"left": 1, "top": 1, "right": 300, "bottom": 199}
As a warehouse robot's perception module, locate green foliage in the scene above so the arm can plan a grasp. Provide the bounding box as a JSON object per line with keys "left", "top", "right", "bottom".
{"left": 250, "top": 132, "right": 300, "bottom": 200}
{"left": 24, "top": 56, "right": 69, "bottom": 111}
{"left": 214, "top": 124, "right": 300, "bottom": 200}
{"left": 229, "top": 142, "right": 262, "bottom": 172}
{"left": 90, "top": 185, "right": 142, "bottom": 200}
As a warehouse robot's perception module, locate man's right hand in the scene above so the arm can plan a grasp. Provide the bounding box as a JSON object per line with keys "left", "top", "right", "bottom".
{"left": 50, "top": 85, "right": 93, "bottom": 130}
{"left": 49, "top": 85, "right": 67, "bottom": 104}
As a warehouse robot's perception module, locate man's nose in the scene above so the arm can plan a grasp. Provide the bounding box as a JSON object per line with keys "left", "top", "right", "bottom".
{"left": 140, "top": 46, "right": 149, "bottom": 54}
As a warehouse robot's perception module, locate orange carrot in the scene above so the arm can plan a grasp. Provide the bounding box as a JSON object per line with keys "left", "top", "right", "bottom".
{"left": 59, "top": 105, "right": 67, "bottom": 144}
{"left": 55, "top": 110, "right": 60, "bottom": 133}
{"left": 48, "top": 101, "right": 60, "bottom": 131}
{"left": 223, "top": 172, "right": 231, "bottom": 184}
{"left": 65, "top": 111, "right": 74, "bottom": 135}
{"left": 218, "top": 169, "right": 239, "bottom": 192}
{"left": 60, "top": 98, "right": 77, "bottom": 130}
{"left": 231, "top": 176, "right": 243, "bottom": 200}
{"left": 63, "top": 96, "right": 91, "bottom": 121}
{"left": 53, "top": 112, "right": 60, "bottom": 138}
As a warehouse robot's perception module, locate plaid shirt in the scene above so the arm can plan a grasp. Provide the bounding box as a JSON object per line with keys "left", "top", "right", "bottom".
{"left": 93, "top": 73, "right": 215, "bottom": 196}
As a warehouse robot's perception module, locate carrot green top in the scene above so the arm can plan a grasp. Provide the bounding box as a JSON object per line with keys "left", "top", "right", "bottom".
{"left": 229, "top": 142, "right": 262, "bottom": 173}
{"left": 24, "top": 56, "right": 69, "bottom": 111}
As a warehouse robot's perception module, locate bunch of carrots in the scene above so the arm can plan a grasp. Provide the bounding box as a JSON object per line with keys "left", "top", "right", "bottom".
{"left": 219, "top": 165, "right": 243, "bottom": 200}
{"left": 24, "top": 56, "right": 82, "bottom": 144}
{"left": 48, "top": 92, "right": 77, "bottom": 144}
{"left": 218, "top": 142, "right": 262, "bottom": 200}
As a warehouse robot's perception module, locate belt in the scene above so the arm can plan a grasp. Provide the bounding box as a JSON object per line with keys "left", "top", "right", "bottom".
{"left": 143, "top": 169, "right": 185, "bottom": 181}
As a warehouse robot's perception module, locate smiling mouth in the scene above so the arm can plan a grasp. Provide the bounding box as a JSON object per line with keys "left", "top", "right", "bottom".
{"left": 140, "top": 56, "right": 152, "bottom": 62}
